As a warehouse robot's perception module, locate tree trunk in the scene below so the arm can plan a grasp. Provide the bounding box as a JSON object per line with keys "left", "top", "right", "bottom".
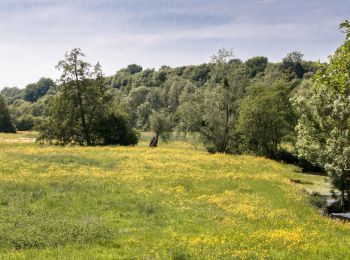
{"left": 77, "top": 94, "right": 91, "bottom": 145}
{"left": 149, "top": 135, "right": 159, "bottom": 147}
{"left": 74, "top": 65, "right": 91, "bottom": 146}
{"left": 341, "top": 189, "right": 346, "bottom": 212}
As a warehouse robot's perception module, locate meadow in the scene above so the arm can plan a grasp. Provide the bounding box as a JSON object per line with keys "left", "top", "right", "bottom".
{"left": 0, "top": 132, "right": 349, "bottom": 259}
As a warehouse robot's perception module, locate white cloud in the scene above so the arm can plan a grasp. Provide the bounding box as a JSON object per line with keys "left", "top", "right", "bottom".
{"left": 0, "top": 0, "right": 348, "bottom": 88}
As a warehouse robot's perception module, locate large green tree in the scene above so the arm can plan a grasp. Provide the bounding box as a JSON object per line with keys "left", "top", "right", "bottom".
{"left": 237, "top": 74, "right": 295, "bottom": 157}
{"left": 39, "top": 48, "right": 109, "bottom": 145}
{"left": 0, "top": 95, "right": 16, "bottom": 133}
{"left": 178, "top": 49, "right": 249, "bottom": 153}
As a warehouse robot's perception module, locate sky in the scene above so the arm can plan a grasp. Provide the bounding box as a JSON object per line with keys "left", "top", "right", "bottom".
{"left": 0, "top": 0, "right": 349, "bottom": 88}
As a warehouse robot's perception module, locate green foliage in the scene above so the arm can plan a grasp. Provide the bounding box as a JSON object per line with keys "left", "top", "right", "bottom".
{"left": 136, "top": 101, "right": 152, "bottom": 130}
{"left": 14, "top": 115, "right": 35, "bottom": 131}
{"left": 308, "top": 192, "right": 327, "bottom": 209}
{"left": 176, "top": 88, "right": 204, "bottom": 133}
{"left": 7, "top": 99, "right": 43, "bottom": 131}
{"left": 23, "top": 78, "right": 55, "bottom": 103}
{"left": 281, "top": 51, "right": 305, "bottom": 79}
{"left": 127, "top": 86, "right": 152, "bottom": 127}
{"left": 314, "top": 40, "right": 350, "bottom": 94}
{"left": 94, "top": 113, "right": 139, "bottom": 145}
{"left": 179, "top": 49, "right": 249, "bottom": 153}
{"left": 0, "top": 95, "right": 16, "bottom": 133}
{"left": 245, "top": 56, "right": 268, "bottom": 78}
{"left": 111, "top": 69, "right": 133, "bottom": 89}
{"left": 126, "top": 64, "right": 143, "bottom": 74}
{"left": 150, "top": 111, "right": 172, "bottom": 142}
{"left": 0, "top": 87, "right": 22, "bottom": 104}
{"left": 295, "top": 23, "right": 350, "bottom": 209}
{"left": 38, "top": 48, "right": 136, "bottom": 146}
{"left": 237, "top": 76, "right": 295, "bottom": 157}
{"left": 164, "top": 76, "right": 196, "bottom": 114}
{"left": 295, "top": 86, "right": 350, "bottom": 209}
{"left": 181, "top": 64, "right": 211, "bottom": 86}
{"left": 39, "top": 49, "right": 106, "bottom": 145}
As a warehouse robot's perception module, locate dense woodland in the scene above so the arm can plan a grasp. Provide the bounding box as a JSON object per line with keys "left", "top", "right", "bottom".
{"left": 0, "top": 50, "right": 316, "bottom": 146}
{"left": 1, "top": 21, "right": 350, "bottom": 210}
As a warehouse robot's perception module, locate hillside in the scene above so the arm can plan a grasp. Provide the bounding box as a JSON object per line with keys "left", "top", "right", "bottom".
{"left": 0, "top": 132, "right": 349, "bottom": 259}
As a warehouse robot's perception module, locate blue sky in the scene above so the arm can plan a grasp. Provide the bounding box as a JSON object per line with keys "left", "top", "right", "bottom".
{"left": 0, "top": 0, "right": 349, "bottom": 88}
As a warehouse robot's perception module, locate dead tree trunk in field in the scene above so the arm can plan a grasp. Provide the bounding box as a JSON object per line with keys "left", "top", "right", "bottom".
{"left": 149, "top": 135, "right": 159, "bottom": 147}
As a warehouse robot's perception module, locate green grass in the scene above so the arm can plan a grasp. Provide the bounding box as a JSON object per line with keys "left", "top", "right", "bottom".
{"left": 0, "top": 132, "right": 349, "bottom": 259}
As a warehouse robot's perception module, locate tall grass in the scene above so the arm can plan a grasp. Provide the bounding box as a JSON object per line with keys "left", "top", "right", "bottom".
{"left": 0, "top": 133, "right": 349, "bottom": 259}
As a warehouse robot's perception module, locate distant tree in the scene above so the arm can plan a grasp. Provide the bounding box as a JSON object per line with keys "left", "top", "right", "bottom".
{"left": 128, "top": 86, "right": 151, "bottom": 108}
{"left": 0, "top": 87, "right": 22, "bottom": 104}
{"left": 136, "top": 101, "right": 152, "bottom": 130}
{"left": 174, "top": 66, "right": 186, "bottom": 76}
{"left": 126, "top": 64, "right": 143, "bottom": 74}
{"left": 127, "top": 68, "right": 156, "bottom": 89}
{"left": 9, "top": 99, "right": 34, "bottom": 117}
{"left": 149, "top": 111, "right": 172, "bottom": 147}
{"left": 23, "top": 78, "right": 55, "bottom": 102}
{"left": 245, "top": 56, "right": 268, "bottom": 78}
{"left": 281, "top": 51, "right": 305, "bottom": 79}
{"left": 127, "top": 86, "right": 152, "bottom": 127}
{"left": 182, "top": 64, "right": 211, "bottom": 86}
{"left": 14, "top": 115, "right": 35, "bottom": 131}
{"left": 111, "top": 69, "right": 133, "bottom": 89}
{"left": 154, "top": 70, "right": 167, "bottom": 84}
{"left": 178, "top": 49, "right": 249, "bottom": 153}
{"left": 163, "top": 76, "right": 196, "bottom": 114}
{"left": 237, "top": 75, "right": 295, "bottom": 157}
{"left": 177, "top": 88, "right": 204, "bottom": 135}
{"left": 0, "top": 95, "right": 16, "bottom": 133}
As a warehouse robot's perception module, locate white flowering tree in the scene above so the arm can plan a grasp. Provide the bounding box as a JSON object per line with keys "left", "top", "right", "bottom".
{"left": 294, "top": 21, "right": 350, "bottom": 210}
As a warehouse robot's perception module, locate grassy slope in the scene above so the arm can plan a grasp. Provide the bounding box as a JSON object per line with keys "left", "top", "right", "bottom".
{"left": 0, "top": 133, "right": 349, "bottom": 259}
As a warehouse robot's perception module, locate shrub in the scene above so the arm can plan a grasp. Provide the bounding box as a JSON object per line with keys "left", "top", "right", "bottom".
{"left": 94, "top": 113, "right": 139, "bottom": 145}
{"left": 276, "top": 149, "right": 324, "bottom": 172}
{"left": 309, "top": 192, "right": 327, "bottom": 209}
{"left": 15, "top": 115, "right": 35, "bottom": 131}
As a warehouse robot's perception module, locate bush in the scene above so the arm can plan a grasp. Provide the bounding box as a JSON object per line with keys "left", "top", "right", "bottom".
{"left": 15, "top": 115, "right": 35, "bottom": 131}
{"left": 276, "top": 149, "right": 324, "bottom": 172}
{"left": 95, "top": 113, "right": 139, "bottom": 145}
{"left": 309, "top": 192, "right": 327, "bottom": 209}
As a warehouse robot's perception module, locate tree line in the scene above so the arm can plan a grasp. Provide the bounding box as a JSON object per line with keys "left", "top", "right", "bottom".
{"left": 1, "top": 21, "right": 349, "bottom": 210}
